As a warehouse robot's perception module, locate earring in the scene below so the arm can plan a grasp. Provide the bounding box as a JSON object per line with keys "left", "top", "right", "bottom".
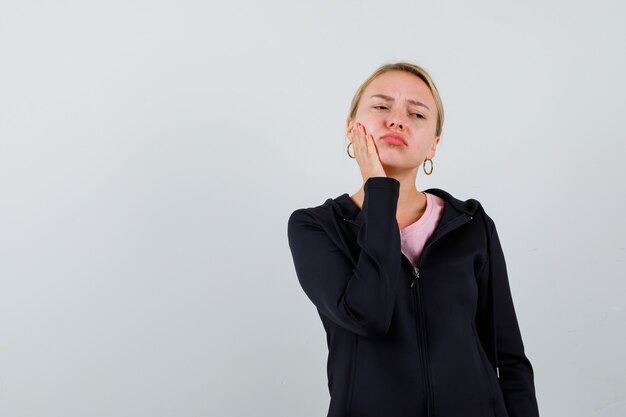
{"left": 423, "top": 158, "right": 433, "bottom": 175}
{"left": 347, "top": 142, "right": 355, "bottom": 159}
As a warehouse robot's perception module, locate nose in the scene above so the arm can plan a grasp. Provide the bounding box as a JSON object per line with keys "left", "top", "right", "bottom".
{"left": 387, "top": 113, "right": 405, "bottom": 130}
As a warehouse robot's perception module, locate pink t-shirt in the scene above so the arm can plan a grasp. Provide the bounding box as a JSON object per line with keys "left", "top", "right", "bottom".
{"left": 400, "top": 192, "right": 445, "bottom": 267}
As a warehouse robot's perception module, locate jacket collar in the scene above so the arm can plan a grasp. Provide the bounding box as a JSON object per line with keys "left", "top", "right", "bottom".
{"left": 329, "top": 187, "right": 480, "bottom": 223}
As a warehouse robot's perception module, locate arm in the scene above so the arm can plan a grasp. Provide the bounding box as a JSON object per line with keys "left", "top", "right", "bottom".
{"left": 475, "top": 212, "right": 540, "bottom": 417}
{"left": 287, "top": 177, "right": 402, "bottom": 338}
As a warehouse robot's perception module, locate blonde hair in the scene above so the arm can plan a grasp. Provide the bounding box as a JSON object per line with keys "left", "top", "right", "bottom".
{"left": 348, "top": 62, "right": 444, "bottom": 138}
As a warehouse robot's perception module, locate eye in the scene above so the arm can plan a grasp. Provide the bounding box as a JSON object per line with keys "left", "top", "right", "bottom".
{"left": 411, "top": 113, "right": 425, "bottom": 119}
{"left": 373, "top": 105, "right": 388, "bottom": 110}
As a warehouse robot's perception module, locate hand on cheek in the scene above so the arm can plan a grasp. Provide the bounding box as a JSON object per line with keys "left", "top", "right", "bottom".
{"left": 349, "top": 122, "right": 386, "bottom": 181}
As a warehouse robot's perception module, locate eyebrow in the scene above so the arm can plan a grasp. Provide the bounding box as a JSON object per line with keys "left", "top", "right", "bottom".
{"left": 369, "top": 94, "right": 431, "bottom": 111}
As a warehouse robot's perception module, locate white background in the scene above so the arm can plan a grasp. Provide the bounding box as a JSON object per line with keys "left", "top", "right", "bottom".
{"left": 1, "top": 1, "right": 625, "bottom": 416}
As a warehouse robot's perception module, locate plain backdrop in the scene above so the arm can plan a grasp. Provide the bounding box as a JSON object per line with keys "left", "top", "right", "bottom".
{"left": 1, "top": 1, "right": 625, "bottom": 416}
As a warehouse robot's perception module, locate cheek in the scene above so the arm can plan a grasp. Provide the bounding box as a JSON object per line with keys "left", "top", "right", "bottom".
{"left": 355, "top": 115, "right": 383, "bottom": 133}
{"left": 407, "top": 133, "right": 435, "bottom": 150}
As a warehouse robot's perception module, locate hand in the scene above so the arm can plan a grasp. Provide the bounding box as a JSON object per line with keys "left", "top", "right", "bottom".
{"left": 348, "top": 122, "right": 387, "bottom": 182}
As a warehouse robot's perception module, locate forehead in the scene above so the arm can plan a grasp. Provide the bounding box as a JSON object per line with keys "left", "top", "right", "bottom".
{"left": 364, "top": 70, "right": 434, "bottom": 105}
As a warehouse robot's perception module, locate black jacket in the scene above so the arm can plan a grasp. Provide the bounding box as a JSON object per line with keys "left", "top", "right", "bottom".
{"left": 287, "top": 177, "right": 539, "bottom": 417}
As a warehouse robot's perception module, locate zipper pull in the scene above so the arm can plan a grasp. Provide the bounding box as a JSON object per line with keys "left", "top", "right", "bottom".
{"left": 410, "top": 266, "right": 420, "bottom": 288}
{"left": 496, "top": 366, "right": 500, "bottom": 379}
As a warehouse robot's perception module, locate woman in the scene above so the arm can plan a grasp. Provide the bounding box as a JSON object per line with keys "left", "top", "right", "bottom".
{"left": 287, "top": 62, "right": 539, "bottom": 417}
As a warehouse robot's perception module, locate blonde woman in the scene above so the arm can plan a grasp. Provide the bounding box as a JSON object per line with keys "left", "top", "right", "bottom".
{"left": 287, "top": 62, "right": 539, "bottom": 417}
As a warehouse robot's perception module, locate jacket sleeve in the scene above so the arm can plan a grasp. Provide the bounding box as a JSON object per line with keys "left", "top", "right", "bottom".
{"left": 475, "top": 212, "right": 540, "bottom": 417}
{"left": 287, "top": 177, "right": 402, "bottom": 338}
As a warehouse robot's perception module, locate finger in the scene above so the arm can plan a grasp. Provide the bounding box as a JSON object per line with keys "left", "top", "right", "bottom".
{"left": 359, "top": 125, "right": 367, "bottom": 159}
{"left": 354, "top": 123, "right": 362, "bottom": 155}
{"left": 366, "top": 134, "right": 373, "bottom": 154}
{"left": 358, "top": 123, "right": 366, "bottom": 149}
{"left": 360, "top": 125, "right": 368, "bottom": 154}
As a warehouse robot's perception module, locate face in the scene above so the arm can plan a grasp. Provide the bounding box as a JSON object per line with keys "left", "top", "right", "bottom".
{"left": 347, "top": 70, "right": 440, "bottom": 171}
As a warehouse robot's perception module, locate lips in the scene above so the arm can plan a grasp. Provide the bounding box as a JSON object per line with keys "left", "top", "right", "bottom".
{"left": 381, "top": 133, "right": 408, "bottom": 146}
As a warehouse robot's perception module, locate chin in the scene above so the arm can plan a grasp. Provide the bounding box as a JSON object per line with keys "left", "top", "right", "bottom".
{"left": 379, "top": 152, "right": 418, "bottom": 170}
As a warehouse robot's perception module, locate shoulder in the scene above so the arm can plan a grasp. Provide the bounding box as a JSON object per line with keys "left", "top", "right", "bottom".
{"left": 288, "top": 196, "right": 338, "bottom": 235}
{"left": 288, "top": 207, "right": 319, "bottom": 237}
{"left": 424, "top": 187, "right": 483, "bottom": 217}
{"left": 288, "top": 198, "right": 332, "bottom": 222}
{"left": 424, "top": 187, "right": 497, "bottom": 233}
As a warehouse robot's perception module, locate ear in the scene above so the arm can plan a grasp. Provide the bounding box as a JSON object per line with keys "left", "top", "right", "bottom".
{"left": 346, "top": 117, "right": 356, "bottom": 139}
{"left": 426, "top": 136, "right": 440, "bottom": 159}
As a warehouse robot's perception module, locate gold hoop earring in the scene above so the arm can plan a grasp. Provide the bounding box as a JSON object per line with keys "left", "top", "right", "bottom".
{"left": 347, "top": 142, "right": 355, "bottom": 159}
{"left": 423, "top": 158, "right": 433, "bottom": 175}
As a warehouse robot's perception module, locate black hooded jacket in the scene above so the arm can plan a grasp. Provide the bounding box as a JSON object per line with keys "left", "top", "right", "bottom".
{"left": 287, "top": 177, "right": 539, "bottom": 417}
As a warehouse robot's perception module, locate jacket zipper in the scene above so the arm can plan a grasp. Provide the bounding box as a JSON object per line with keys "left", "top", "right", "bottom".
{"left": 405, "top": 262, "right": 434, "bottom": 417}
{"left": 415, "top": 270, "right": 434, "bottom": 417}
{"left": 404, "top": 213, "right": 474, "bottom": 417}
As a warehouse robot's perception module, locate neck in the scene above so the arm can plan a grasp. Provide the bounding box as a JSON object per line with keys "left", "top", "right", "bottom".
{"left": 351, "top": 169, "right": 426, "bottom": 217}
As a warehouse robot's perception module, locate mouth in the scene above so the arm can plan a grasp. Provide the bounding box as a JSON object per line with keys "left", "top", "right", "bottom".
{"left": 380, "top": 133, "right": 408, "bottom": 146}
